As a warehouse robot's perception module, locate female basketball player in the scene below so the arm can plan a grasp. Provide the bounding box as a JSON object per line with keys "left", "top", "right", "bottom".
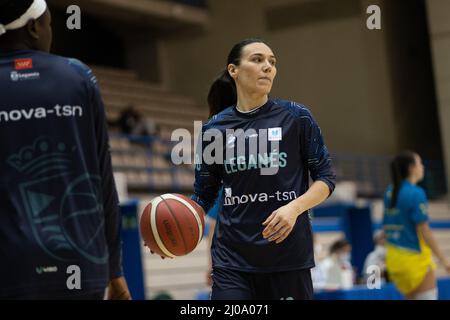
{"left": 192, "top": 38, "right": 336, "bottom": 300}
{"left": 383, "top": 151, "right": 450, "bottom": 300}
{"left": 0, "top": 0, "right": 130, "bottom": 299}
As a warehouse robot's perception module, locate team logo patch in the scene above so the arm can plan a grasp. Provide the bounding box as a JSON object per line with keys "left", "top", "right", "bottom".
{"left": 10, "top": 71, "right": 40, "bottom": 82}
{"left": 15, "top": 58, "right": 33, "bottom": 70}
{"left": 226, "top": 134, "right": 236, "bottom": 148}
{"left": 268, "top": 127, "right": 282, "bottom": 141}
{"left": 6, "top": 137, "right": 108, "bottom": 264}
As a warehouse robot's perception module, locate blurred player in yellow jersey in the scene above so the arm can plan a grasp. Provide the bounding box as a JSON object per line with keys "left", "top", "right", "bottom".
{"left": 383, "top": 151, "right": 450, "bottom": 300}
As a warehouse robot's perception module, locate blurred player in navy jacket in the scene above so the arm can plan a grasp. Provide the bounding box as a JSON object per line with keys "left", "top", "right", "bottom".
{"left": 0, "top": 0, "right": 130, "bottom": 299}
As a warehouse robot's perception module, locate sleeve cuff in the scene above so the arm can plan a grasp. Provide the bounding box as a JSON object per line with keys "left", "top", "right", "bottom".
{"left": 315, "top": 178, "right": 335, "bottom": 197}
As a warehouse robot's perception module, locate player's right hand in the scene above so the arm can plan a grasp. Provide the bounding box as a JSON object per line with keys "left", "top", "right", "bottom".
{"left": 144, "top": 243, "right": 166, "bottom": 259}
{"left": 150, "top": 246, "right": 166, "bottom": 259}
{"left": 150, "top": 249, "right": 166, "bottom": 259}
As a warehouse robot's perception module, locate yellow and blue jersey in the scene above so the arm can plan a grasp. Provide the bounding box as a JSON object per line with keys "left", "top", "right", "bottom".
{"left": 383, "top": 180, "right": 429, "bottom": 252}
{"left": 383, "top": 180, "right": 435, "bottom": 294}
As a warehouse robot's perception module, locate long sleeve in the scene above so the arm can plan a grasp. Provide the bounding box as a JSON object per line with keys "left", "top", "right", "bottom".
{"left": 90, "top": 73, "right": 123, "bottom": 280}
{"left": 191, "top": 124, "right": 222, "bottom": 213}
{"left": 300, "top": 108, "right": 336, "bottom": 196}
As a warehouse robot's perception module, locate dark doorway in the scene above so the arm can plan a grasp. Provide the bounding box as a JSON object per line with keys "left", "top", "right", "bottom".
{"left": 384, "top": 0, "right": 446, "bottom": 196}
{"left": 48, "top": 4, "right": 126, "bottom": 68}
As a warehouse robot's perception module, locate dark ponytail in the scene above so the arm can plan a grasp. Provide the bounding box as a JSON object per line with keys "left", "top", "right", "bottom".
{"left": 207, "top": 38, "right": 270, "bottom": 118}
{"left": 207, "top": 70, "right": 236, "bottom": 118}
{"left": 389, "top": 151, "right": 417, "bottom": 208}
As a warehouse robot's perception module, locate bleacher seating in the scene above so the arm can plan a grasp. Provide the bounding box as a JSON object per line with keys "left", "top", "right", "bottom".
{"left": 91, "top": 65, "right": 206, "bottom": 194}
{"left": 93, "top": 66, "right": 206, "bottom": 132}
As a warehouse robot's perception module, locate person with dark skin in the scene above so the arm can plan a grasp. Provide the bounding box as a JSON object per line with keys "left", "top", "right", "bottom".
{"left": 0, "top": 0, "right": 130, "bottom": 299}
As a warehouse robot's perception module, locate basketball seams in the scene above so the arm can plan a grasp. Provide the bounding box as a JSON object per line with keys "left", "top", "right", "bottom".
{"left": 159, "top": 196, "right": 189, "bottom": 254}
{"left": 142, "top": 194, "right": 204, "bottom": 258}
{"left": 149, "top": 197, "right": 176, "bottom": 258}
{"left": 162, "top": 194, "right": 204, "bottom": 245}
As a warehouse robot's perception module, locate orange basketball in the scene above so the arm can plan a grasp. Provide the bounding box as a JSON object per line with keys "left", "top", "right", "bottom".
{"left": 139, "top": 193, "right": 205, "bottom": 258}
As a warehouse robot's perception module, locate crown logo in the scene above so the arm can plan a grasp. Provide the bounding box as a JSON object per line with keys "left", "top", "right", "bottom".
{"left": 7, "top": 136, "right": 75, "bottom": 177}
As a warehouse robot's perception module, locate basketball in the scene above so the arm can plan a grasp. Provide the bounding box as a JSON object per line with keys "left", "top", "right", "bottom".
{"left": 139, "top": 193, "right": 205, "bottom": 258}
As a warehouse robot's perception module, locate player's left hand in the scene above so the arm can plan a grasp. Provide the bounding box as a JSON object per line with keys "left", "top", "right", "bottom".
{"left": 262, "top": 204, "right": 300, "bottom": 244}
